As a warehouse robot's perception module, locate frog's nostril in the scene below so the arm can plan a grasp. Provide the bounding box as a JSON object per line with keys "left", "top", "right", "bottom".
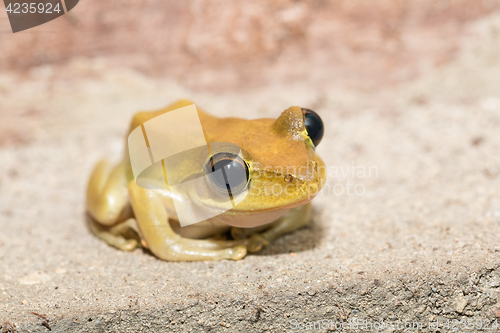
{"left": 284, "top": 174, "right": 294, "bottom": 183}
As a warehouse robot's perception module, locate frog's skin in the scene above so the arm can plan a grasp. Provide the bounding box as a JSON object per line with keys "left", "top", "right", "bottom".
{"left": 86, "top": 100, "right": 326, "bottom": 261}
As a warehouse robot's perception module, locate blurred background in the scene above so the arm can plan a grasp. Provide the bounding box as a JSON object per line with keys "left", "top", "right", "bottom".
{"left": 2, "top": 0, "right": 499, "bottom": 91}
{"left": 1, "top": 0, "right": 499, "bottom": 147}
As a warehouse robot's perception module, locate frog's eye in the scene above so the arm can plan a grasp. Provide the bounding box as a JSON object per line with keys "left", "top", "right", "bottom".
{"left": 204, "top": 152, "right": 249, "bottom": 196}
{"left": 301, "top": 108, "right": 324, "bottom": 147}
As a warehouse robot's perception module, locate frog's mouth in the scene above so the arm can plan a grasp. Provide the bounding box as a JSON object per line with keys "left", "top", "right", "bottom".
{"left": 228, "top": 196, "right": 314, "bottom": 215}
{"left": 198, "top": 187, "right": 318, "bottom": 215}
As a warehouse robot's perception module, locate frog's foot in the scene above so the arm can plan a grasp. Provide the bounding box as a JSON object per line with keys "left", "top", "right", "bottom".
{"left": 87, "top": 215, "right": 140, "bottom": 251}
{"left": 128, "top": 181, "right": 247, "bottom": 261}
{"left": 231, "top": 228, "right": 246, "bottom": 240}
{"left": 139, "top": 232, "right": 247, "bottom": 261}
{"left": 230, "top": 225, "right": 269, "bottom": 240}
{"left": 205, "top": 233, "right": 229, "bottom": 241}
{"left": 247, "top": 234, "right": 270, "bottom": 253}
{"left": 174, "top": 240, "right": 247, "bottom": 261}
{"left": 244, "top": 203, "right": 312, "bottom": 253}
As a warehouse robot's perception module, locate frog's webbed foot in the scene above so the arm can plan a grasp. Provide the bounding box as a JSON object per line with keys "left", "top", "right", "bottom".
{"left": 87, "top": 216, "right": 140, "bottom": 251}
{"left": 231, "top": 228, "right": 245, "bottom": 240}
{"left": 205, "top": 233, "right": 230, "bottom": 241}
{"left": 231, "top": 226, "right": 271, "bottom": 252}
{"left": 238, "top": 203, "right": 312, "bottom": 253}
{"left": 230, "top": 225, "right": 269, "bottom": 240}
{"left": 246, "top": 233, "right": 270, "bottom": 253}
{"left": 128, "top": 181, "right": 247, "bottom": 261}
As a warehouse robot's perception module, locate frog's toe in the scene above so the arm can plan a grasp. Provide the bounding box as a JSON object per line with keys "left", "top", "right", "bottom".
{"left": 119, "top": 239, "right": 139, "bottom": 251}
{"left": 225, "top": 245, "right": 247, "bottom": 260}
{"left": 206, "top": 234, "right": 229, "bottom": 241}
{"left": 247, "top": 234, "right": 270, "bottom": 253}
{"left": 230, "top": 227, "right": 247, "bottom": 240}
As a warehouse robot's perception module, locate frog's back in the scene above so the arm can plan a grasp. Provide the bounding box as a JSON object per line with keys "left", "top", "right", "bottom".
{"left": 128, "top": 99, "right": 204, "bottom": 134}
{"left": 123, "top": 99, "right": 216, "bottom": 182}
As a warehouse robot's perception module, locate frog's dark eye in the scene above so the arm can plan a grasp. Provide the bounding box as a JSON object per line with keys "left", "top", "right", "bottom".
{"left": 204, "top": 152, "right": 249, "bottom": 196}
{"left": 301, "top": 108, "right": 324, "bottom": 147}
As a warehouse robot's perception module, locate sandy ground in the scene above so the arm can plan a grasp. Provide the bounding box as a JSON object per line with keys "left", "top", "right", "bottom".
{"left": 1, "top": 12, "right": 500, "bottom": 333}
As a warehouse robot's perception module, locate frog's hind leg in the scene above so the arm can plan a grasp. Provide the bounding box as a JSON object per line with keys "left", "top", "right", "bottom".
{"left": 244, "top": 203, "right": 312, "bottom": 253}
{"left": 86, "top": 160, "right": 131, "bottom": 226}
{"left": 87, "top": 215, "right": 140, "bottom": 251}
{"left": 128, "top": 181, "right": 247, "bottom": 261}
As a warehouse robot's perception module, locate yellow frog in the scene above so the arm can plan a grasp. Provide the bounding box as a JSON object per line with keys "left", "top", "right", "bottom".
{"left": 86, "top": 100, "right": 326, "bottom": 261}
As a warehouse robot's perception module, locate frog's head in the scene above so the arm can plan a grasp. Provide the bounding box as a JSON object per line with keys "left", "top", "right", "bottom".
{"left": 197, "top": 106, "right": 326, "bottom": 220}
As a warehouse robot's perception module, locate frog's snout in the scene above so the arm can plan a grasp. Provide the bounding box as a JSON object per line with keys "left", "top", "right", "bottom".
{"left": 280, "top": 157, "right": 326, "bottom": 203}
{"left": 308, "top": 158, "right": 327, "bottom": 197}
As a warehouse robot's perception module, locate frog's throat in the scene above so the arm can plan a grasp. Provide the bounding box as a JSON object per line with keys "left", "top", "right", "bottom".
{"left": 197, "top": 194, "right": 315, "bottom": 216}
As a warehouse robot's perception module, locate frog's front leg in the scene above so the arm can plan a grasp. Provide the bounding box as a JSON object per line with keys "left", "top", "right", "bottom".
{"left": 128, "top": 181, "right": 247, "bottom": 261}
{"left": 238, "top": 203, "right": 312, "bottom": 253}
{"left": 230, "top": 224, "right": 270, "bottom": 240}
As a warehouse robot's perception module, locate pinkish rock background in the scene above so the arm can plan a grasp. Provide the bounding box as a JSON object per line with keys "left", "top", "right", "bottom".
{"left": 1, "top": 0, "right": 499, "bottom": 92}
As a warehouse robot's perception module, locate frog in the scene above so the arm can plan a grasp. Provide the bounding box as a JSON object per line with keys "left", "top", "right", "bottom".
{"left": 86, "top": 99, "right": 326, "bottom": 261}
